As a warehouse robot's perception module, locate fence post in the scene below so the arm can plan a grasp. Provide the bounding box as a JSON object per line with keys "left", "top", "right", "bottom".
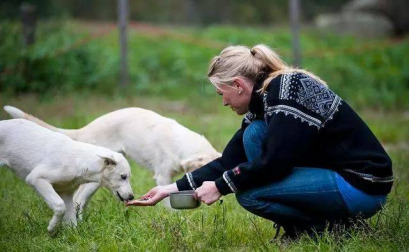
{"left": 289, "top": 0, "right": 301, "bottom": 67}
{"left": 118, "top": 0, "right": 129, "bottom": 88}
{"left": 21, "top": 3, "right": 37, "bottom": 47}
{"left": 186, "top": 0, "right": 197, "bottom": 24}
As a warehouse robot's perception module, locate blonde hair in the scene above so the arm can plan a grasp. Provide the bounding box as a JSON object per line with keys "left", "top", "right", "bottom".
{"left": 208, "top": 44, "right": 326, "bottom": 92}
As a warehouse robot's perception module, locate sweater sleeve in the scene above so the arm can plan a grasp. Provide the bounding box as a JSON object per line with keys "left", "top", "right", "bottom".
{"left": 176, "top": 128, "right": 248, "bottom": 192}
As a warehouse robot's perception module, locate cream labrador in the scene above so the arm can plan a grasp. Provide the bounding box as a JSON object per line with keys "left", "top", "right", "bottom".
{"left": 4, "top": 106, "right": 221, "bottom": 209}
{"left": 0, "top": 119, "right": 134, "bottom": 233}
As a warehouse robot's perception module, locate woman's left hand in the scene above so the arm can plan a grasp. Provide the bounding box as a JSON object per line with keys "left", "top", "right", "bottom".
{"left": 195, "top": 181, "right": 222, "bottom": 205}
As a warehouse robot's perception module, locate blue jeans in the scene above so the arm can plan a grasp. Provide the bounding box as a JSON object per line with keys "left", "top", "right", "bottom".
{"left": 237, "top": 120, "right": 386, "bottom": 231}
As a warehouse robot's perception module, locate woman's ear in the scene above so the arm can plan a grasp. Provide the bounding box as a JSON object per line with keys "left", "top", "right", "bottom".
{"left": 236, "top": 82, "right": 243, "bottom": 94}
{"left": 234, "top": 77, "right": 252, "bottom": 94}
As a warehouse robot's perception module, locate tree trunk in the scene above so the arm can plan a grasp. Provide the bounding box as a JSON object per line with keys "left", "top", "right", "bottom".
{"left": 21, "top": 3, "right": 37, "bottom": 47}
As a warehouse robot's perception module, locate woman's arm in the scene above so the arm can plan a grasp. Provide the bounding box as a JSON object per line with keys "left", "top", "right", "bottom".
{"left": 176, "top": 128, "right": 248, "bottom": 191}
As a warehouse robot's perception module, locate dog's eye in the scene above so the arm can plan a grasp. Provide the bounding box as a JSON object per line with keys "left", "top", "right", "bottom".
{"left": 121, "top": 174, "right": 127, "bottom": 180}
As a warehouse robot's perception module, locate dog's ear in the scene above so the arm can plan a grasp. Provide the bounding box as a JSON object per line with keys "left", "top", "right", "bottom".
{"left": 97, "top": 154, "right": 117, "bottom": 166}
{"left": 117, "top": 150, "right": 126, "bottom": 157}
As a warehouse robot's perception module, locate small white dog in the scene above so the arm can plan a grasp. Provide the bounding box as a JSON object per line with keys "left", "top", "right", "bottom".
{"left": 4, "top": 106, "right": 221, "bottom": 210}
{"left": 0, "top": 119, "right": 134, "bottom": 233}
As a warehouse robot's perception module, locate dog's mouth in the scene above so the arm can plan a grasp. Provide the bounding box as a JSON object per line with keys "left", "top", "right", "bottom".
{"left": 116, "top": 191, "right": 125, "bottom": 202}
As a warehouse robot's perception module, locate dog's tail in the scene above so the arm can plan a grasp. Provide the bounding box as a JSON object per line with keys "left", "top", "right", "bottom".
{"left": 3, "top": 105, "right": 78, "bottom": 138}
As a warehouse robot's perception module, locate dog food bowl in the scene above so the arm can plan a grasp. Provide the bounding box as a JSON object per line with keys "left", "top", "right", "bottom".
{"left": 169, "top": 190, "right": 201, "bottom": 209}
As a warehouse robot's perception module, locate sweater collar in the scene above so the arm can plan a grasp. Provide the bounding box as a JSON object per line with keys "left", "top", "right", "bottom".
{"left": 248, "top": 77, "right": 265, "bottom": 117}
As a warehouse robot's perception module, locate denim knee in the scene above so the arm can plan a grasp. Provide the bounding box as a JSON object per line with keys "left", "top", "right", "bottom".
{"left": 243, "top": 120, "right": 267, "bottom": 145}
{"left": 236, "top": 191, "right": 265, "bottom": 211}
{"left": 243, "top": 120, "right": 267, "bottom": 161}
{"left": 236, "top": 191, "right": 287, "bottom": 223}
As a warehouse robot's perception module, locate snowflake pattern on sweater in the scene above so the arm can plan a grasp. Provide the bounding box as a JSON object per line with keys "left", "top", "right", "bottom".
{"left": 264, "top": 72, "right": 342, "bottom": 129}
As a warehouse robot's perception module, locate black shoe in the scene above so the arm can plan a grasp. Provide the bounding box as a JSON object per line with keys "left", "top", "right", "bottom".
{"left": 281, "top": 230, "right": 300, "bottom": 240}
{"left": 269, "top": 223, "right": 306, "bottom": 243}
{"left": 282, "top": 225, "right": 324, "bottom": 241}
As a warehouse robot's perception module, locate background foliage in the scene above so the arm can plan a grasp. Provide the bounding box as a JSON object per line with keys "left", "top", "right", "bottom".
{"left": 0, "top": 21, "right": 408, "bottom": 109}
{"left": 0, "top": 0, "right": 348, "bottom": 24}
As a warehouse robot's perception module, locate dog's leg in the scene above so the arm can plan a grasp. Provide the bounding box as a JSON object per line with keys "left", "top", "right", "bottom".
{"left": 73, "top": 182, "right": 100, "bottom": 220}
{"left": 26, "top": 172, "right": 65, "bottom": 234}
{"left": 155, "top": 173, "right": 173, "bottom": 186}
{"left": 61, "top": 193, "right": 77, "bottom": 226}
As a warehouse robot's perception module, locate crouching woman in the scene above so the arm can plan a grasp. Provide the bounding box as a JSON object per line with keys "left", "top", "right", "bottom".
{"left": 127, "top": 44, "right": 393, "bottom": 239}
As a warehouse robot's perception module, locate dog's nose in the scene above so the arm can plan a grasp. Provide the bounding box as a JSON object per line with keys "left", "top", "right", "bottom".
{"left": 128, "top": 194, "right": 134, "bottom": 201}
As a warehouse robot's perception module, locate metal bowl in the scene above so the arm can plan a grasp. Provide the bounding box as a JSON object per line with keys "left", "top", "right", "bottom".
{"left": 169, "top": 190, "right": 201, "bottom": 209}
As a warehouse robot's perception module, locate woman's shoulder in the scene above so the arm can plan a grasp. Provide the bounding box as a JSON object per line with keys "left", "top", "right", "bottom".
{"left": 266, "top": 71, "right": 335, "bottom": 100}
{"left": 264, "top": 71, "right": 300, "bottom": 99}
{"left": 265, "top": 71, "right": 304, "bottom": 91}
{"left": 264, "top": 71, "right": 343, "bottom": 123}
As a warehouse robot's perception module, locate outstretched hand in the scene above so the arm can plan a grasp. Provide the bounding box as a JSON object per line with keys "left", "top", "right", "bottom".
{"left": 126, "top": 183, "right": 178, "bottom": 207}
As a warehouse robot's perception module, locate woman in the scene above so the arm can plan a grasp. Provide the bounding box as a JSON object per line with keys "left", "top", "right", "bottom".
{"left": 127, "top": 44, "right": 393, "bottom": 239}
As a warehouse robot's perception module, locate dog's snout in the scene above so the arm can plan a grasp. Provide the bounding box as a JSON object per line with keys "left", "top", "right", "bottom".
{"left": 128, "top": 194, "right": 134, "bottom": 201}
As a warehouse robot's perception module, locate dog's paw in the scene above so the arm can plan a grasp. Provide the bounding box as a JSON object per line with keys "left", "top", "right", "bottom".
{"left": 47, "top": 226, "right": 59, "bottom": 237}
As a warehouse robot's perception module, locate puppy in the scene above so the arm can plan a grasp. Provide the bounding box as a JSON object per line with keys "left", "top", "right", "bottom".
{"left": 4, "top": 106, "right": 221, "bottom": 209}
{"left": 0, "top": 119, "right": 134, "bottom": 233}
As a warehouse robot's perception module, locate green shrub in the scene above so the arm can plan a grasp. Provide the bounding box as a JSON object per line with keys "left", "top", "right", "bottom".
{"left": 0, "top": 21, "right": 111, "bottom": 93}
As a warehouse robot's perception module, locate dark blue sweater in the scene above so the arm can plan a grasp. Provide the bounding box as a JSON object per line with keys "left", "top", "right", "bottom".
{"left": 176, "top": 72, "right": 393, "bottom": 196}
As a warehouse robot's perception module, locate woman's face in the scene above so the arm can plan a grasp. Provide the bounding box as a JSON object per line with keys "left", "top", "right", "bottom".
{"left": 216, "top": 79, "right": 253, "bottom": 115}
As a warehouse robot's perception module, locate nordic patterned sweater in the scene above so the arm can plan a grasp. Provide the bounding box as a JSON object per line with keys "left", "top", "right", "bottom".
{"left": 176, "top": 72, "right": 393, "bottom": 196}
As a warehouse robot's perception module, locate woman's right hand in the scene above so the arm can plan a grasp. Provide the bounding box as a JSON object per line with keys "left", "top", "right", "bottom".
{"left": 126, "top": 183, "right": 178, "bottom": 206}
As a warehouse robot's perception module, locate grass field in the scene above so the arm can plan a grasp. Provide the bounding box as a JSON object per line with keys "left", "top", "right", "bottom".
{"left": 0, "top": 93, "right": 408, "bottom": 251}
{"left": 0, "top": 22, "right": 408, "bottom": 251}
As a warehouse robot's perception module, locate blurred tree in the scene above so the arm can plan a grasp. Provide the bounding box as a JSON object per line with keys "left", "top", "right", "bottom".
{"left": 1, "top": 0, "right": 406, "bottom": 36}
{"left": 0, "top": 0, "right": 60, "bottom": 19}
{"left": 118, "top": 0, "right": 129, "bottom": 88}
{"left": 379, "top": 0, "right": 409, "bottom": 35}
{"left": 185, "top": 0, "right": 197, "bottom": 24}
{"left": 290, "top": 0, "right": 301, "bottom": 67}
{"left": 21, "top": 3, "right": 37, "bottom": 46}
{"left": 0, "top": 0, "right": 352, "bottom": 25}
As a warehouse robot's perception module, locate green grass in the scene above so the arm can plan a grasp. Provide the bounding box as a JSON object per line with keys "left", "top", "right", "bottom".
{"left": 0, "top": 94, "right": 408, "bottom": 251}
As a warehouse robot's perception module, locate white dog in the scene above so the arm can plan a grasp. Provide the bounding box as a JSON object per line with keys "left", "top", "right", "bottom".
{"left": 4, "top": 106, "right": 221, "bottom": 210}
{"left": 0, "top": 119, "right": 134, "bottom": 233}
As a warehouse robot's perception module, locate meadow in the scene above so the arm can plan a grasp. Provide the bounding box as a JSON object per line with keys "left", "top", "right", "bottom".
{"left": 0, "top": 21, "right": 408, "bottom": 251}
